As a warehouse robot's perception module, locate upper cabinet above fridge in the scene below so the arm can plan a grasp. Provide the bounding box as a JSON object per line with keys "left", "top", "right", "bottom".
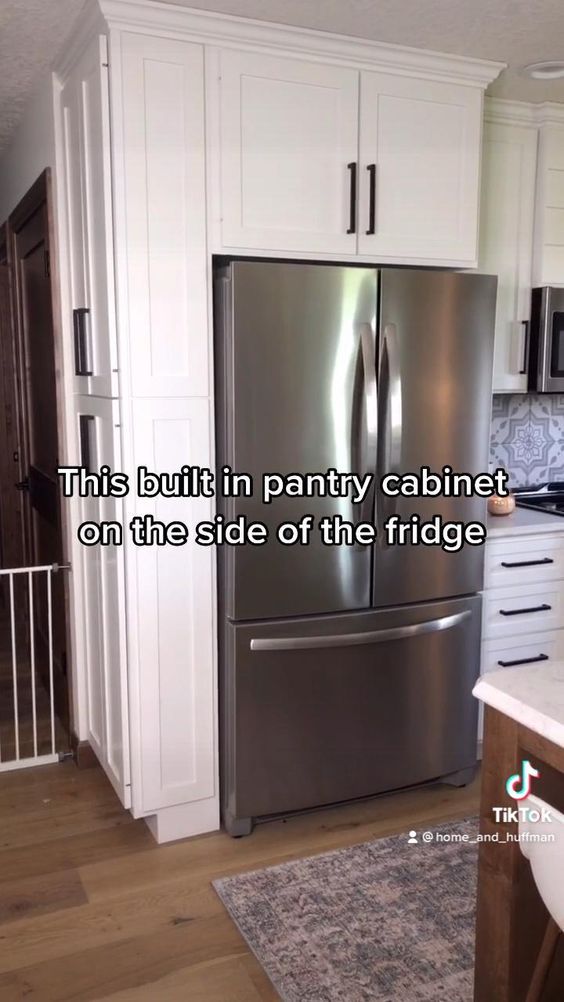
{"left": 213, "top": 47, "right": 500, "bottom": 266}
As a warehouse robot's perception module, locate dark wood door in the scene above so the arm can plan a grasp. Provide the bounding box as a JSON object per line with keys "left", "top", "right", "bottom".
{"left": 0, "top": 263, "right": 25, "bottom": 574}
{"left": 10, "top": 184, "right": 69, "bottom": 729}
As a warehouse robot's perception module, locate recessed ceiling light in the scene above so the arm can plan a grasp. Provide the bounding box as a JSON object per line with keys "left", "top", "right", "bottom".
{"left": 523, "top": 61, "right": 564, "bottom": 79}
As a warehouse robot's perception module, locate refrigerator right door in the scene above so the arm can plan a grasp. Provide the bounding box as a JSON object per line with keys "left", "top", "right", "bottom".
{"left": 373, "top": 269, "right": 497, "bottom": 608}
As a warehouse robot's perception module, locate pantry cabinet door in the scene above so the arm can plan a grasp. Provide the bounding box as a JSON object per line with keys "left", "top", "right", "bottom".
{"left": 479, "top": 121, "right": 537, "bottom": 393}
{"left": 358, "top": 72, "right": 482, "bottom": 264}
{"left": 60, "top": 36, "right": 119, "bottom": 397}
{"left": 218, "top": 49, "right": 359, "bottom": 255}
{"left": 74, "top": 395, "right": 130, "bottom": 806}
{"left": 118, "top": 34, "right": 209, "bottom": 397}
{"left": 125, "top": 398, "right": 215, "bottom": 814}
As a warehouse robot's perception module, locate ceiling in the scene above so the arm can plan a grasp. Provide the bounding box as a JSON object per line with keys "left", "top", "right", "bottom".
{"left": 3, "top": 0, "right": 564, "bottom": 154}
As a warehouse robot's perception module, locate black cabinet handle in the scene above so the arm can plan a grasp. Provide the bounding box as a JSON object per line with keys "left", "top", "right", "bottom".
{"left": 79, "top": 415, "right": 95, "bottom": 472}
{"left": 366, "top": 164, "right": 376, "bottom": 235}
{"left": 73, "top": 308, "right": 92, "bottom": 376}
{"left": 501, "top": 557, "right": 554, "bottom": 568}
{"left": 346, "top": 162, "right": 357, "bottom": 234}
{"left": 499, "top": 603, "right": 551, "bottom": 616}
{"left": 498, "top": 653, "right": 549, "bottom": 668}
{"left": 519, "top": 320, "right": 530, "bottom": 375}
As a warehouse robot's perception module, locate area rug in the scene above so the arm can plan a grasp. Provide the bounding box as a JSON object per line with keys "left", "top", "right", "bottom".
{"left": 213, "top": 818, "right": 479, "bottom": 1002}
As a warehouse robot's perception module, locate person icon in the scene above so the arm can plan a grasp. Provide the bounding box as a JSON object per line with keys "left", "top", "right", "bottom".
{"left": 407, "top": 830, "right": 418, "bottom": 845}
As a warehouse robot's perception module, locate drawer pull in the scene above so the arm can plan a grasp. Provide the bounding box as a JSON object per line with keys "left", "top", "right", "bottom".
{"left": 500, "top": 558, "right": 554, "bottom": 569}
{"left": 497, "top": 653, "right": 549, "bottom": 668}
{"left": 499, "top": 603, "right": 552, "bottom": 617}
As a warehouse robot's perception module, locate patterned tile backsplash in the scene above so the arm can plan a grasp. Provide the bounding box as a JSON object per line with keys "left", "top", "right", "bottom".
{"left": 490, "top": 394, "right": 564, "bottom": 488}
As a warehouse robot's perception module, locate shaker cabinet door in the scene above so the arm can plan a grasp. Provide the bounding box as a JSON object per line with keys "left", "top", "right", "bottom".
{"left": 218, "top": 50, "right": 359, "bottom": 255}
{"left": 358, "top": 72, "right": 482, "bottom": 264}
{"left": 479, "top": 120, "right": 537, "bottom": 393}
{"left": 74, "top": 395, "right": 131, "bottom": 806}
{"left": 60, "top": 36, "right": 119, "bottom": 397}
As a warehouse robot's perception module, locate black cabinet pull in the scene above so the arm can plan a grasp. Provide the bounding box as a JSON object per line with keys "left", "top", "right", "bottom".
{"left": 519, "top": 320, "right": 530, "bottom": 375}
{"left": 73, "top": 308, "right": 92, "bottom": 376}
{"left": 346, "top": 162, "right": 357, "bottom": 234}
{"left": 501, "top": 557, "right": 554, "bottom": 568}
{"left": 366, "top": 164, "right": 376, "bottom": 235}
{"left": 79, "top": 415, "right": 95, "bottom": 472}
{"left": 499, "top": 603, "right": 551, "bottom": 617}
{"left": 498, "top": 653, "right": 549, "bottom": 668}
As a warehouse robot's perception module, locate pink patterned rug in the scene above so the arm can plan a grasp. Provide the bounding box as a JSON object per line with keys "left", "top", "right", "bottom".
{"left": 214, "top": 818, "right": 478, "bottom": 1001}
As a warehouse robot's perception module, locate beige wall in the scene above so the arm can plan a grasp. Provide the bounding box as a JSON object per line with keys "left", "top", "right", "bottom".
{"left": 0, "top": 72, "right": 56, "bottom": 224}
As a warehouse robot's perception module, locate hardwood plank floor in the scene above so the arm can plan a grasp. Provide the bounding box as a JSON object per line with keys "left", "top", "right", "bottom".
{"left": 0, "top": 761, "right": 480, "bottom": 1000}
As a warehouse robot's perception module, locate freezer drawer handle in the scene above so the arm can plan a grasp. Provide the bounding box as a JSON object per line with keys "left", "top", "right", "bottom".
{"left": 497, "top": 653, "right": 549, "bottom": 668}
{"left": 249, "top": 609, "right": 471, "bottom": 652}
{"left": 501, "top": 558, "right": 554, "bottom": 568}
{"left": 499, "top": 603, "right": 551, "bottom": 617}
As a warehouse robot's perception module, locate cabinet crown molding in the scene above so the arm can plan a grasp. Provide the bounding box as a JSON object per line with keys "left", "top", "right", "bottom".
{"left": 486, "top": 97, "right": 564, "bottom": 127}
{"left": 94, "top": 0, "right": 504, "bottom": 87}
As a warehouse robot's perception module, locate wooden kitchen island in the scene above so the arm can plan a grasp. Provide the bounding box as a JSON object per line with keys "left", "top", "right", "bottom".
{"left": 473, "top": 664, "right": 564, "bottom": 1002}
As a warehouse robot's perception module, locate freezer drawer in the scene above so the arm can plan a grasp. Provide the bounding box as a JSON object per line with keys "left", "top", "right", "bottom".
{"left": 221, "top": 595, "right": 481, "bottom": 831}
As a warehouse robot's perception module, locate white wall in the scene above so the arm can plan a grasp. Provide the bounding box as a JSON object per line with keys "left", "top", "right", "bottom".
{"left": 0, "top": 72, "right": 56, "bottom": 223}
{"left": 0, "top": 70, "right": 87, "bottom": 744}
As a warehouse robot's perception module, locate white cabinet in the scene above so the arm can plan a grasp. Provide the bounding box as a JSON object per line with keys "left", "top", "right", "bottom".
{"left": 118, "top": 32, "right": 209, "bottom": 398}
{"left": 480, "top": 528, "right": 564, "bottom": 740}
{"left": 110, "top": 31, "right": 218, "bottom": 835}
{"left": 217, "top": 50, "right": 491, "bottom": 264}
{"left": 479, "top": 115, "right": 538, "bottom": 392}
{"left": 358, "top": 73, "right": 482, "bottom": 263}
{"left": 60, "top": 36, "right": 119, "bottom": 397}
{"left": 125, "top": 398, "right": 215, "bottom": 816}
{"left": 218, "top": 50, "right": 359, "bottom": 256}
{"left": 74, "top": 395, "right": 130, "bottom": 805}
{"left": 533, "top": 120, "right": 564, "bottom": 286}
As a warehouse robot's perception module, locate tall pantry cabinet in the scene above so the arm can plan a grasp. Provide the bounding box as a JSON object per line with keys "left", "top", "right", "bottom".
{"left": 56, "top": 16, "right": 217, "bottom": 841}
{"left": 53, "top": 0, "right": 502, "bottom": 841}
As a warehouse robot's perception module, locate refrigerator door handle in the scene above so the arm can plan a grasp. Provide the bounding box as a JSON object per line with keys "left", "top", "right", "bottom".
{"left": 380, "top": 322, "right": 403, "bottom": 474}
{"left": 249, "top": 609, "right": 470, "bottom": 651}
{"left": 358, "top": 321, "right": 378, "bottom": 524}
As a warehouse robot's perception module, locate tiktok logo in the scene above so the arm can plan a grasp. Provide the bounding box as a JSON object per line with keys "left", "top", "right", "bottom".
{"left": 505, "top": 760, "right": 540, "bottom": 801}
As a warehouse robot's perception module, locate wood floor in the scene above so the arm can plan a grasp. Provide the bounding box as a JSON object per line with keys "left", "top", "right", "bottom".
{"left": 0, "top": 761, "right": 480, "bottom": 1000}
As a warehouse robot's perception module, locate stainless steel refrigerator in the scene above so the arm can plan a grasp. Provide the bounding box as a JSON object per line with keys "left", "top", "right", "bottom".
{"left": 214, "top": 261, "right": 496, "bottom": 836}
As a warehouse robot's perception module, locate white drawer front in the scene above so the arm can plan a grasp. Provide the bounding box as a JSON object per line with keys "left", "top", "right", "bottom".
{"left": 482, "top": 580, "right": 564, "bottom": 639}
{"left": 478, "top": 629, "right": 564, "bottom": 743}
{"left": 481, "top": 630, "right": 564, "bottom": 675}
{"left": 485, "top": 533, "right": 564, "bottom": 589}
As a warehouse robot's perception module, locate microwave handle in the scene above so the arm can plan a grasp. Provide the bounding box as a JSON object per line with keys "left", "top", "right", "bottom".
{"left": 519, "top": 320, "right": 530, "bottom": 375}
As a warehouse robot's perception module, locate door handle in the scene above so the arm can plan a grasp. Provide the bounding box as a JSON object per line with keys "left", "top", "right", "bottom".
{"left": 380, "top": 323, "right": 402, "bottom": 475}
{"left": 366, "top": 164, "right": 376, "bottom": 235}
{"left": 346, "top": 162, "right": 357, "bottom": 234}
{"left": 79, "top": 415, "right": 95, "bottom": 472}
{"left": 15, "top": 478, "right": 29, "bottom": 492}
{"left": 501, "top": 558, "right": 554, "bottom": 568}
{"left": 499, "top": 604, "right": 551, "bottom": 617}
{"left": 250, "top": 609, "right": 471, "bottom": 651}
{"left": 73, "top": 308, "right": 92, "bottom": 376}
{"left": 497, "top": 653, "right": 549, "bottom": 668}
{"left": 519, "top": 320, "right": 530, "bottom": 375}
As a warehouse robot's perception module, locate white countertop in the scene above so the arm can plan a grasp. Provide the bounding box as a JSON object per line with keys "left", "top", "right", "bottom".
{"left": 487, "top": 506, "right": 564, "bottom": 537}
{"left": 473, "top": 662, "right": 564, "bottom": 748}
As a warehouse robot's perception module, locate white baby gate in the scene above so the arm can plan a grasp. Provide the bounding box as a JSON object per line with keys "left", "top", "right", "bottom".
{"left": 0, "top": 563, "right": 65, "bottom": 773}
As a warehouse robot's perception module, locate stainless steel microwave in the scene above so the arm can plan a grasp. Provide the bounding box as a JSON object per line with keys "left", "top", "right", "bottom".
{"left": 529, "top": 287, "right": 564, "bottom": 392}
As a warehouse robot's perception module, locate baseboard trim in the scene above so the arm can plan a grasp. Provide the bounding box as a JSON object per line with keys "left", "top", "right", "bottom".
{"left": 70, "top": 733, "right": 99, "bottom": 770}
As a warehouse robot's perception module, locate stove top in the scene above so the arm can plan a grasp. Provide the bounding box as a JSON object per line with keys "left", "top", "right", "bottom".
{"left": 515, "top": 482, "right": 564, "bottom": 517}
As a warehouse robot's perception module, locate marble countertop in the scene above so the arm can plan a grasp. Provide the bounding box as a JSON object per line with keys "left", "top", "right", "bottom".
{"left": 487, "top": 506, "right": 564, "bottom": 537}
{"left": 473, "top": 662, "right": 564, "bottom": 748}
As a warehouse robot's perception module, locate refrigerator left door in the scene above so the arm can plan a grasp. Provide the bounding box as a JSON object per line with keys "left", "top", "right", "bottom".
{"left": 215, "top": 261, "right": 377, "bottom": 621}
